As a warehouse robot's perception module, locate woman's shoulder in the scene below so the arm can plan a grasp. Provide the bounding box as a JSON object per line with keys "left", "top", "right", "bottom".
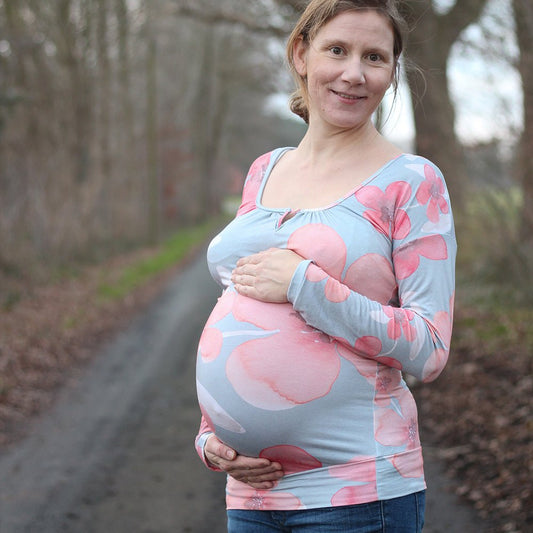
{"left": 376, "top": 153, "right": 448, "bottom": 192}
{"left": 242, "top": 148, "right": 289, "bottom": 186}
{"left": 236, "top": 148, "right": 293, "bottom": 217}
{"left": 247, "top": 147, "right": 294, "bottom": 174}
{"left": 391, "top": 154, "right": 444, "bottom": 178}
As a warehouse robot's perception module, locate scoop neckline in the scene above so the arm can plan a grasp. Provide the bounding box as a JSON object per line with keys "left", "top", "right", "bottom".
{"left": 255, "top": 147, "right": 407, "bottom": 213}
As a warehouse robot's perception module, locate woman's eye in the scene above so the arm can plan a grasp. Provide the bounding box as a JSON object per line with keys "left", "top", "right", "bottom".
{"left": 367, "top": 53, "right": 382, "bottom": 62}
{"left": 330, "top": 46, "right": 343, "bottom": 56}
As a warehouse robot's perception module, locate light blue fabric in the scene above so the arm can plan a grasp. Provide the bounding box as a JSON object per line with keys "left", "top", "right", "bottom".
{"left": 195, "top": 149, "right": 456, "bottom": 510}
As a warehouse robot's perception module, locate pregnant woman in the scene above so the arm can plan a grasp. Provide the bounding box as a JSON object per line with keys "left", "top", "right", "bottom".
{"left": 194, "top": 1, "right": 456, "bottom": 531}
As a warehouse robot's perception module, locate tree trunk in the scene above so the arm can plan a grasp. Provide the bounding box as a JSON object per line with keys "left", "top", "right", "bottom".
{"left": 97, "top": 0, "right": 113, "bottom": 238}
{"left": 56, "top": 0, "right": 93, "bottom": 184}
{"left": 3, "top": 0, "right": 50, "bottom": 254}
{"left": 513, "top": 0, "right": 533, "bottom": 248}
{"left": 401, "top": 0, "right": 488, "bottom": 210}
{"left": 189, "top": 23, "right": 219, "bottom": 222}
{"left": 145, "top": 1, "right": 160, "bottom": 244}
{"left": 115, "top": 0, "right": 134, "bottom": 157}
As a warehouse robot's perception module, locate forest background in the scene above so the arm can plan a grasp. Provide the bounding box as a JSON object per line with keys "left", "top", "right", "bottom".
{"left": 0, "top": 1, "right": 532, "bottom": 532}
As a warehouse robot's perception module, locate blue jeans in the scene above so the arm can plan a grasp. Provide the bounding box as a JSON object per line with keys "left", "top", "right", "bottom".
{"left": 227, "top": 491, "right": 425, "bottom": 532}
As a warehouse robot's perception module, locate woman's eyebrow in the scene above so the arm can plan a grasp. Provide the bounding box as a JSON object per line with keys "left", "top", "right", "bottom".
{"left": 319, "top": 38, "right": 391, "bottom": 56}
{"left": 319, "top": 38, "right": 350, "bottom": 48}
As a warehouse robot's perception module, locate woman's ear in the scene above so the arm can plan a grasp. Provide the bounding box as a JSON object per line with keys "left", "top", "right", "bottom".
{"left": 292, "top": 36, "right": 308, "bottom": 77}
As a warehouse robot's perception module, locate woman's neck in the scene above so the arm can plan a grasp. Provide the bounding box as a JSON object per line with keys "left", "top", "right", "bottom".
{"left": 296, "top": 120, "right": 401, "bottom": 167}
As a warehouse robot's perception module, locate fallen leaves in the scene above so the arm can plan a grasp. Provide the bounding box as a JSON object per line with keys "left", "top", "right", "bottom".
{"left": 0, "top": 246, "right": 196, "bottom": 446}
{"left": 414, "top": 304, "right": 533, "bottom": 533}
{"left": 1, "top": 258, "right": 531, "bottom": 532}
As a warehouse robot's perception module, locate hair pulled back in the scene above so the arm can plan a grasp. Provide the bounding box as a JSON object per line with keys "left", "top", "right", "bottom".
{"left": 286, "top": 0, "right": 407, "bottom": 124}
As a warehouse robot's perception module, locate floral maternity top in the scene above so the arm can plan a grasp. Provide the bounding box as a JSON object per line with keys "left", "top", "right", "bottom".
{"left": 195, "top": 148, "right": 456, "bottom": 511}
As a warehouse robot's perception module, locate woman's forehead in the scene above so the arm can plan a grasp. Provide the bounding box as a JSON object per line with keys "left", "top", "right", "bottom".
{"left": 314, "top": 10, "right": 394, "bottom": 42}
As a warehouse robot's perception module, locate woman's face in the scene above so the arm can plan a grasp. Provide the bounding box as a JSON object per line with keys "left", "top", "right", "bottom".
{"left": 293, "top": 10, "right": 395, "bottom": 132}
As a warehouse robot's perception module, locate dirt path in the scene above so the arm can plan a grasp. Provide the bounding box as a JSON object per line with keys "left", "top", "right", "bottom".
{"left": 0, "top": 253, "right": 490, "bottom": 532}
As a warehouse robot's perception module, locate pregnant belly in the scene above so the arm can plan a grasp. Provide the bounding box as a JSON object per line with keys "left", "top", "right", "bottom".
{"left": 196, "top": 289, "right": 342, "bottom": 453}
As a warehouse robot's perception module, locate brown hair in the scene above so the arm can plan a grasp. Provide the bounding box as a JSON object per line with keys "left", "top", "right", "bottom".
{"left": 286, "top": 0, "right": 407, "bottom": 123}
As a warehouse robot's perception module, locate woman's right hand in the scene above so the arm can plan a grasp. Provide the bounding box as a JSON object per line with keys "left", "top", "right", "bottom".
{"left": 204, "top": 435, "right": 284, "bottom": 490}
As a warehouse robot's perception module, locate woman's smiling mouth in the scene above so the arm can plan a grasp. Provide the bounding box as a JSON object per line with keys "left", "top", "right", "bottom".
{"left": 331, "top": 89, "right": 365, "bottom": 101}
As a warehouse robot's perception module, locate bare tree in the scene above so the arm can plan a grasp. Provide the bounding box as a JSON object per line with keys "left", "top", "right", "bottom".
{"left": 513, "top": 0, "right": 533, "bottom": 247}
{"left": 398, "top": 0, "right": 489, "bottom": 209}
{"left": 96, "top": 0, "right": 113, "bottom": 236}
{"left": 144, "top": 0, "right": 160, "bottom": 244}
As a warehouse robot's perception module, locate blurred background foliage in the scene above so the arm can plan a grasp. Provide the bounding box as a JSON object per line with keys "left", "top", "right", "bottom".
{"left": 1, "top": 2, "right": 532, "bottom": 529}
{"left": 0, "top": 0, "right": 532, "bottom": 306}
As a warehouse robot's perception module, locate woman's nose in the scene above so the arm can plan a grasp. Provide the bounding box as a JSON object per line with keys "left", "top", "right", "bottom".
{"left": 342, "top": 58, "right": 365, "bottom": 84}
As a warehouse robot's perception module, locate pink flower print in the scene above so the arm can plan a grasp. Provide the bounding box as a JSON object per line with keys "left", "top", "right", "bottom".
{"left": 288, "top": 224, "right": 353, "bottom": 303}
{"left": 233, "top": 295, "right": 298, "bottom": 331}
{"left": 375, "top": 389, "right": 422, "bottom": 478}
{"left": 288, "top": 225, "right": 398, "bottom": 305}
{"left": 288, "top": 224, "right": 346, "bottom": 280}
{"left": 422, "top": 348, "right": 449, "bottom": 383}
{"left": 232, "top": 295, "right": 331, "bottom": 345}
{"left": 305, "top": 264, "right": 350, "bottom": 303}
{"left": 337, "top": 344, "right": 402, "bottom": 408}
{"left": 354, "top": 336, "right": 383, "bottom": 357}
{"left": 206, "top": 290, "right": 237, "bottom": 325}
{"left": 374, "top": 365, "right": 403, "bottom": 407}
{"left": 355, "top": 181, "right": 412, "bottom": 239}
{"left": 343, "top": 253, "right": 397, "bottom": 304}
{"left": 331, "top": 485, "right": 378, "bottom": 507}
{"left": 198, "top": 290, "right": 236, "bottom": 362}
{"left": 227, "top": 294, "right": 339, "bottom": 409}
{"left": 226, "top": 302, "right": 341, "bottom": 409}
{"left": 198, "top": 327, "right": 223, "bottom": 362}
{"left": 431, "top": 310, "right": 452, "bottom": 349}
{"left": 430, "top": 292, "right": 454, "bottom": 349}
{"left": 324, "top": 277, "right": 351, "bottom": 303}
{"left": 260, "top": 445, "right": 322, "bottom": 475}
{"left": 375, "top": 356, "right": 403, "bottom": 371}
{"left": 416, "top": 164, "right": 449, "bottom": 223}
{"left": 329, "top": 455, "right": 376, "bottom": 482}
{"left": 393, "top": 235, "right": 448, "bottom": 280}
{"left": 383, "top": 307, "right": 417, "bottom": 341}
{"left": 375, "top": 389, "right": 419, "bottom": 447}
{"left": 305, "top": 263, "right": 328, "bottom": 283}
{"left": 242, "top": 491, "right": 303, "bottom": 510}
{"left": 226, "top": 485, "right": 303, "bottom": 510}
{"left": 391, "top": 447, "right": 424, "bottom": 479}
{"left": 227, "top": 335, "right": 340, "bottom": 410}
{"left": 336, "top": 337, "right": 403, "bottom": 375}
{"left": 245, "top": 493, "right": 267, "bottom": 510}
{"left": 236, "top": 153, "right": 271, "bottom": 216}
{"left": 335, "top": 342, "right": 378, "bottom": 384}
{"left": 329, "top": 456, "right": 378, "bottom": 505}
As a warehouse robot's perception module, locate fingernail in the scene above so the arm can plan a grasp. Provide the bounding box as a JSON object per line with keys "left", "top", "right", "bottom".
{"left": 226, "top": 450, "right": 236, "bottom": 460}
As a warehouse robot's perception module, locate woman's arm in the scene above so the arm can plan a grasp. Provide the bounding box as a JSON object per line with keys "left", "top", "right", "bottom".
{"left": 232, "top": 162, "right": 456, "bottom": 382}
{"left": 194, "top": 416, "right": 284, "bottom": 488}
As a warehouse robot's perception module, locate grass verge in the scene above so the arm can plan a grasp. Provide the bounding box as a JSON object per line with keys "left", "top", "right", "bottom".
{"left": 0, "top": 217, "right": 223, "bottom": 446}
{"left": 97, "top": 220, "right": 218, "bottom": 301}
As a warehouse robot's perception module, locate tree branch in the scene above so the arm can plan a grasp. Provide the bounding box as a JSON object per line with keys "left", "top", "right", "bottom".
{"left": 440, "top": 0, "right": 489, "bottom": 46}
{"left": 173, "top": 4, "right": 290, "bottom": 37}
{"left": 274, "top": 0, "right": 306, "bottom": 11}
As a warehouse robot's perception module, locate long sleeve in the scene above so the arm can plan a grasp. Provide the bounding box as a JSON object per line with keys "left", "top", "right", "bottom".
{"left": 287, "top": 159, "right": 456, "bottom": 382}
{"left": 194, "top": 416, "right": 221, "bottom": 471}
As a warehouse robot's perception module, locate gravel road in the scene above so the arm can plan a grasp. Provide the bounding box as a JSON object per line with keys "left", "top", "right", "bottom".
{"left": 0, "top": 252, "right": 490, "bottom": 533}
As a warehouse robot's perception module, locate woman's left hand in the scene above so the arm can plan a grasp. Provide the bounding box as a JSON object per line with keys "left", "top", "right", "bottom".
{"left": 231, "top": 248, "right": 304, "bottom": 303}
